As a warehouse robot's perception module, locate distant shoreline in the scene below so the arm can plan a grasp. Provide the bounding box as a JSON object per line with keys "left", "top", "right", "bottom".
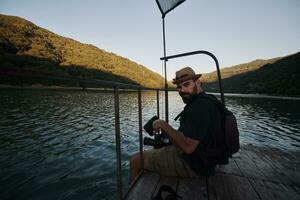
{"left": 1, "top": 84, "right": 300, "bottom": 100}
{"left": 210, "top": 92, "right": 300, "bottom": 100}
{"left": 0, "top": 84, "right": 114, "bottom": 91}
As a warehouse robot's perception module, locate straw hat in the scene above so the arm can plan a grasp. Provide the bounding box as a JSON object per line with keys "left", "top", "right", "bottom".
{"left": 172, "top": 67, "right": 202, "bottom": 84}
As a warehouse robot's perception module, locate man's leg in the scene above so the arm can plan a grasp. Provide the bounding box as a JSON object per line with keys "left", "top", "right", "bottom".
{"left": 130, "top": 146, "right": 196, "bottom": 183}
{"left": 130, "top": 149, "right": 154, "bottom": 183}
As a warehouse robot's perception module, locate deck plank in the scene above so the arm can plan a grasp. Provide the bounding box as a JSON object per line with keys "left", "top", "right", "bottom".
{"left": 237, "top": 145, "right": 300, "bottom": 186}
{"left": 250, "top": 179, "right": 300, "bottom": 200}
{"left": 177, "top": 177, "right": 207, "bottom": 200}
{"left": 208, "top": 173, "right": 260, "bottom": 200}
{"left": 233, "top": 146, "right": 270, "bottom": 180}
{"left": 125, "top": 172, "right": 160, "bottom": 200}
{"left": 214, "top": 156, "right": 242, "bottom": 176}
{"left": 258, "top": 147, "right": 300, "bottom": 186}
{"left": 244, "top": 147, "right": 284, "bottom": 182}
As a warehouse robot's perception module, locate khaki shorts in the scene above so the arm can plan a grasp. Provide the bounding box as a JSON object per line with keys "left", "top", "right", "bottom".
{"left": 147, "top": 145, "right": 197, "bottom": 177}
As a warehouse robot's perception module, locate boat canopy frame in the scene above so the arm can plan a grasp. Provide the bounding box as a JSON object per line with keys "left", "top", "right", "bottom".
{"left": 155, "top": 0, "right": 186, "bottom": 18}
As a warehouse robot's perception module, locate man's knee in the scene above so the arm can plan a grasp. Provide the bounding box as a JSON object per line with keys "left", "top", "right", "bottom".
{"left": 130, "top": 152, "right": 140, "bottom": 168}
{"left": 130, "top": 151, "right": 151, "bottom": 170}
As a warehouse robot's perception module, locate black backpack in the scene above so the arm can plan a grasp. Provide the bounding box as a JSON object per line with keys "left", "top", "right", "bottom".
{"left": 200, "top": 94, "right": 240, "bottom": 164}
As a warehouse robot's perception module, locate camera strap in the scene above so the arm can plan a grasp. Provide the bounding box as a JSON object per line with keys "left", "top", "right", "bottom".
{"left": 174, "top": 110, "right": 184, "bottom": 121}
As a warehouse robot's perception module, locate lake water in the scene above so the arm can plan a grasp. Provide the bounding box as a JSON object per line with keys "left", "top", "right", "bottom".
{"left": 0, "top": 89, "right": 299, "bottom": 200}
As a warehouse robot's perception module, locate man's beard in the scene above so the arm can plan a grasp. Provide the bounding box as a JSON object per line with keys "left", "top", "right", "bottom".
{"left": 179, "top": 85, "right": 198, "bottom": 104}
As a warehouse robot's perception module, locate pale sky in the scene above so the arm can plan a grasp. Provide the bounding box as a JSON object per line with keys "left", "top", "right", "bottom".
{"left": 1, "top": 0, "right": 299, "bottom": 80}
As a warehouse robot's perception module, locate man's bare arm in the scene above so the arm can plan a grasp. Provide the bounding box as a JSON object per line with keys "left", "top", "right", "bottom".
{"left": 153, "top": 119, "right": 200, "bottom": 154}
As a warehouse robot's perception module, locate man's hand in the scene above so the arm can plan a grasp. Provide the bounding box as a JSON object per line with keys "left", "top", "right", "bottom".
{"left": 152, "top": 119, "right": 200, "bottom": 154}
{"left": 152, "top": 119, "right": 166, "bottom": 133}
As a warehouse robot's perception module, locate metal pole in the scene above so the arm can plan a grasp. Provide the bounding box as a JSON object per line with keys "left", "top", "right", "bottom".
{"left": 215, "top": 58, "right": 225, "bottom": 106}
{"left": 138, "top": 89, "right": 144, "bottom": 171}
{"left": 114, "top": 87, "right": 123, "bottom": 200}
{"left": 156, "top": 89, "right": 160, "bottom": 118}
{"left": 162, "top": 17, "right": 169, "bottom": 122}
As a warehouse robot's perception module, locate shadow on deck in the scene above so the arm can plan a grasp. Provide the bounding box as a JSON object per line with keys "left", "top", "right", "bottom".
{"left": 125, "top": 145, "right": 300, "bottom": 200}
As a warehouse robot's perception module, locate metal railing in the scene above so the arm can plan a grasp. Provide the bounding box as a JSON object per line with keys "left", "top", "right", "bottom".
{"left": 112, "top": 85, "right": 162, "bottom": 200}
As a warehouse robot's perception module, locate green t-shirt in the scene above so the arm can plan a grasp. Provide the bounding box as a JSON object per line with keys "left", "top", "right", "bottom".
{"left": 178, "top": 92, "right": 222, "bottom": 175}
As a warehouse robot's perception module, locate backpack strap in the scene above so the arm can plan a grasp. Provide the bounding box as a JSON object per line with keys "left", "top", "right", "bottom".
{"left": 174, "top": 93, "right": 223, "bottom": 122}
{"left": 197, "top": 93, "right": 227, "bottom": 138}
{"left": 199, "top": 94, "right": 227, "bottom": 113}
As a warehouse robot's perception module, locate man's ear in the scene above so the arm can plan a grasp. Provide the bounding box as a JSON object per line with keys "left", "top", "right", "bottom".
{"left": 195, "top": 79, "right": 203, "bottom": 91}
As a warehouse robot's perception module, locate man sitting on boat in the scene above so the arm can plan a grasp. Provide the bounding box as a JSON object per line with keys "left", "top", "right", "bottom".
{"left": 130, "top": 66, "right": 223, "bottom": 182}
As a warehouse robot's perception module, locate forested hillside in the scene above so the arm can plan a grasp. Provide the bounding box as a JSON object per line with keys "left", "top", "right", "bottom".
{"left": 201, "top": 57, "right": 281, "bottom": 82}
{"left": 201, "top": 52, "right": 300, "bottom": 95}
{"left": 0, "top": 14, "right": 164, "bottom": 88}
{"left": 1, "top": 14, "right": 299, "bottom": 95}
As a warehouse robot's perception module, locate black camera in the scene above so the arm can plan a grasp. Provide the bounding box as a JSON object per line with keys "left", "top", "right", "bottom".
{"left": 143, "top": 116, "right": 171, "bottom": 149}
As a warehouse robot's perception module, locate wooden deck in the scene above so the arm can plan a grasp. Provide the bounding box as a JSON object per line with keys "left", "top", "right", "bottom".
{"left": 125, "top": 145, "right": 300, "bottom": 200}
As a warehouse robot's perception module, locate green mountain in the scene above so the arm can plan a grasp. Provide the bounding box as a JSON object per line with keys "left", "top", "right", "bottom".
{"left": 201, "top": 57, "right": 281, "bottom": 82}
{"left": 1, "top": 14, "right": 299, "bottom": 94}
{"left": 0, "top": 14, "right": 164, "bottom": 88}
{"left": 201, "top": 52, "right": 300, "bottom": 95}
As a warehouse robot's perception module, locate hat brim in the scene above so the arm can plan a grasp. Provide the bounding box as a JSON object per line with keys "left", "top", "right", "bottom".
{"left": 172, "top": 74, "right": 202, "bottom": 84}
